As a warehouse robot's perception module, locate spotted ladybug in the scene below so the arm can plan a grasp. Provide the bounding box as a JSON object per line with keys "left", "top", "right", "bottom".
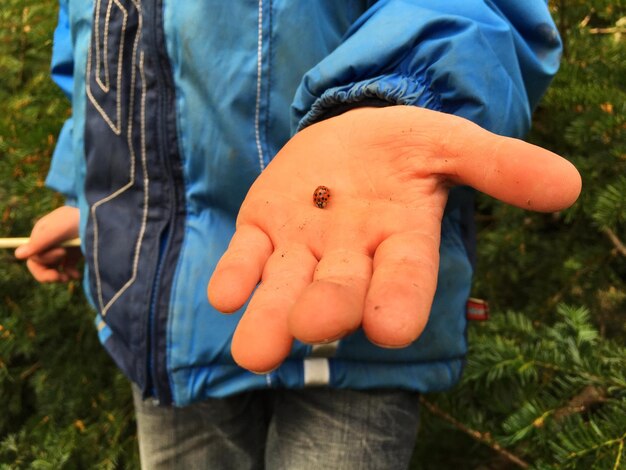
{"left": 313, "top": 185, "right": 330, "bottom": 209}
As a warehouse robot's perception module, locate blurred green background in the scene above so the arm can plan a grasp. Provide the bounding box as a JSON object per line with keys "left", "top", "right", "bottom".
{"left": 1, "top": 1, "right": 624, "bottom": 468}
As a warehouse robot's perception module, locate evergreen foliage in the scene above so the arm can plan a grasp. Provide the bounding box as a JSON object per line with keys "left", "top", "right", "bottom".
{"left": 0, "top": 0, "right": 624, "bottom": 468}
{"left": 413, "top": 306, "right": 626, "bottom": 469}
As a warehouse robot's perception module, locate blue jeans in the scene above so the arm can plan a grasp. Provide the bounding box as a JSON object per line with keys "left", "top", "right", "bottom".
{"left": 133, "top": 387, "right": 420, "bottom": 469}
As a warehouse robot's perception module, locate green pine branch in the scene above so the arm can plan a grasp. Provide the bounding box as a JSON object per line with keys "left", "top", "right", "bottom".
{"left": 416, "top": 305, "right": 626, "bottom": 469}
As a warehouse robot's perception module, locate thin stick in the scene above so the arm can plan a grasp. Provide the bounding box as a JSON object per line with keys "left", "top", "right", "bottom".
{"left": 602, "top": 227, "right": 626, "bottom": 257}
{"left": 0, "top": 237, "right": 81, "bottom": 249}
{"left": 419, "top": 396, "right": 530, "bottom": 468}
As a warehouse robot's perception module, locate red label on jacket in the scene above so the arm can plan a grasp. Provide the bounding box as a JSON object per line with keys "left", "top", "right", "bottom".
{"left": 466, "top": 298, "right": 489, "bottom": 321}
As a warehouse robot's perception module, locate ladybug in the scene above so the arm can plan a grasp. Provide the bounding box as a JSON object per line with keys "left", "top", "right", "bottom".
{"left": 313, "top": 185, "right": 330, "bottom": 209}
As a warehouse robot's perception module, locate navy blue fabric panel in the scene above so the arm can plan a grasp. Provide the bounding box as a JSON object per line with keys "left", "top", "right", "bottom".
{"left": 83, "top": 0, "right": 146, "bottom": 391}
{"left": 102, "top": 329, "right": 142, "bottom": 389}
{"left": 82, "top": 0, "right": 177, "bottom": 399}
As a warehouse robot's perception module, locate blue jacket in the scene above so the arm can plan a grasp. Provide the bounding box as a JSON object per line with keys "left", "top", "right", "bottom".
{"left": 47, "top": 0, "right": 561, "bottom": 406}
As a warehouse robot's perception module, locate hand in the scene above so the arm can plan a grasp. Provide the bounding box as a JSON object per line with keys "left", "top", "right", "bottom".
{"left": 208, "top": 106, "right": 581, "bottom": 373}
{"left": 15, "top": 206, "right": 82, "bottom": 283}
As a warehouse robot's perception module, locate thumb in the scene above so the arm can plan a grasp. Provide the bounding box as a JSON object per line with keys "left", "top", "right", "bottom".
{"left": 14, "top": 237, "right": 60, "bottom": 259}
{"left": 15, "top": 206, "right": 80, "bottom": 259}
{"left": 14, "top": 243, "right": 32, "bottom": 259}
{"left": 448, "top": 131, "right": 582, "bottom": 212}
{"left": 424, "top": 112, "right": 582, "bottom": 212}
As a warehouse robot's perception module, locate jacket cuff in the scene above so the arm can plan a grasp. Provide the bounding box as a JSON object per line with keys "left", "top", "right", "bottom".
{"left": 296, "top": 73, "right": 442, "bottom": 132}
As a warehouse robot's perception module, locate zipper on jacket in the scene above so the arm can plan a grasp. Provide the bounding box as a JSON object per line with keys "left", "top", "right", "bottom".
{"left": 144, "top": 0, "right": 179, "bottom": 405}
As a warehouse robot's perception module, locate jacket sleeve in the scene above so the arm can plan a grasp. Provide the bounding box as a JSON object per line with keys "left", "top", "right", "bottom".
{"left": 45, "top": 0, "right": 78, "bottom": 206}
{"left": 292, "top": 0, "right": 562, "bottom": 138}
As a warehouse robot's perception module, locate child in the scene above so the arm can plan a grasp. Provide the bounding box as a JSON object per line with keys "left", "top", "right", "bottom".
{"left": 16, "top": 1, "right": 580, "bottom": 467}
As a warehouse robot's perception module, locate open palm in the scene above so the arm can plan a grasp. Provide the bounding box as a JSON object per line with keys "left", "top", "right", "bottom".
{"left": 208, "top": 106, "right": 581, "bottom": 373}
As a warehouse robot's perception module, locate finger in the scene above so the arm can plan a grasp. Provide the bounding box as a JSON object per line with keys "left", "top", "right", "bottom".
{"left": 26, "top": 247, "right": 74, "bottom": 283}
{"left": 30, "top": 247, "right": 68, "bottom": 266}
{"left": 431, "top": 113, "right": 582, "bottom": 212}
{"left": 26, "top": 258, "right": 69, "bottom": 283}
{"left": 363, "top": 231, "right": 440, "bottom": 348}
{"left": 208, "top": 224, "right": 273, "bottom": 313}
{"left": 231, "top": 244, "right": 318, "bottom": 373}
{"left": 289, "top": 249, "right": 372, "bottom": 344}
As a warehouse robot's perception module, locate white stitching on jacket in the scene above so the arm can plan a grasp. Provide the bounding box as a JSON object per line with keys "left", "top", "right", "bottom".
{"left": 87, "top": 0, "right": 126, "bottom": 135}
{"left": 93, "top": 0, "right": 103, "bottom": 87}
{"left": 95, "top": 0, "right": 114, "bottom": 91}
{"left": 254, "top": 0, "right": 265, "bottom": 171}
